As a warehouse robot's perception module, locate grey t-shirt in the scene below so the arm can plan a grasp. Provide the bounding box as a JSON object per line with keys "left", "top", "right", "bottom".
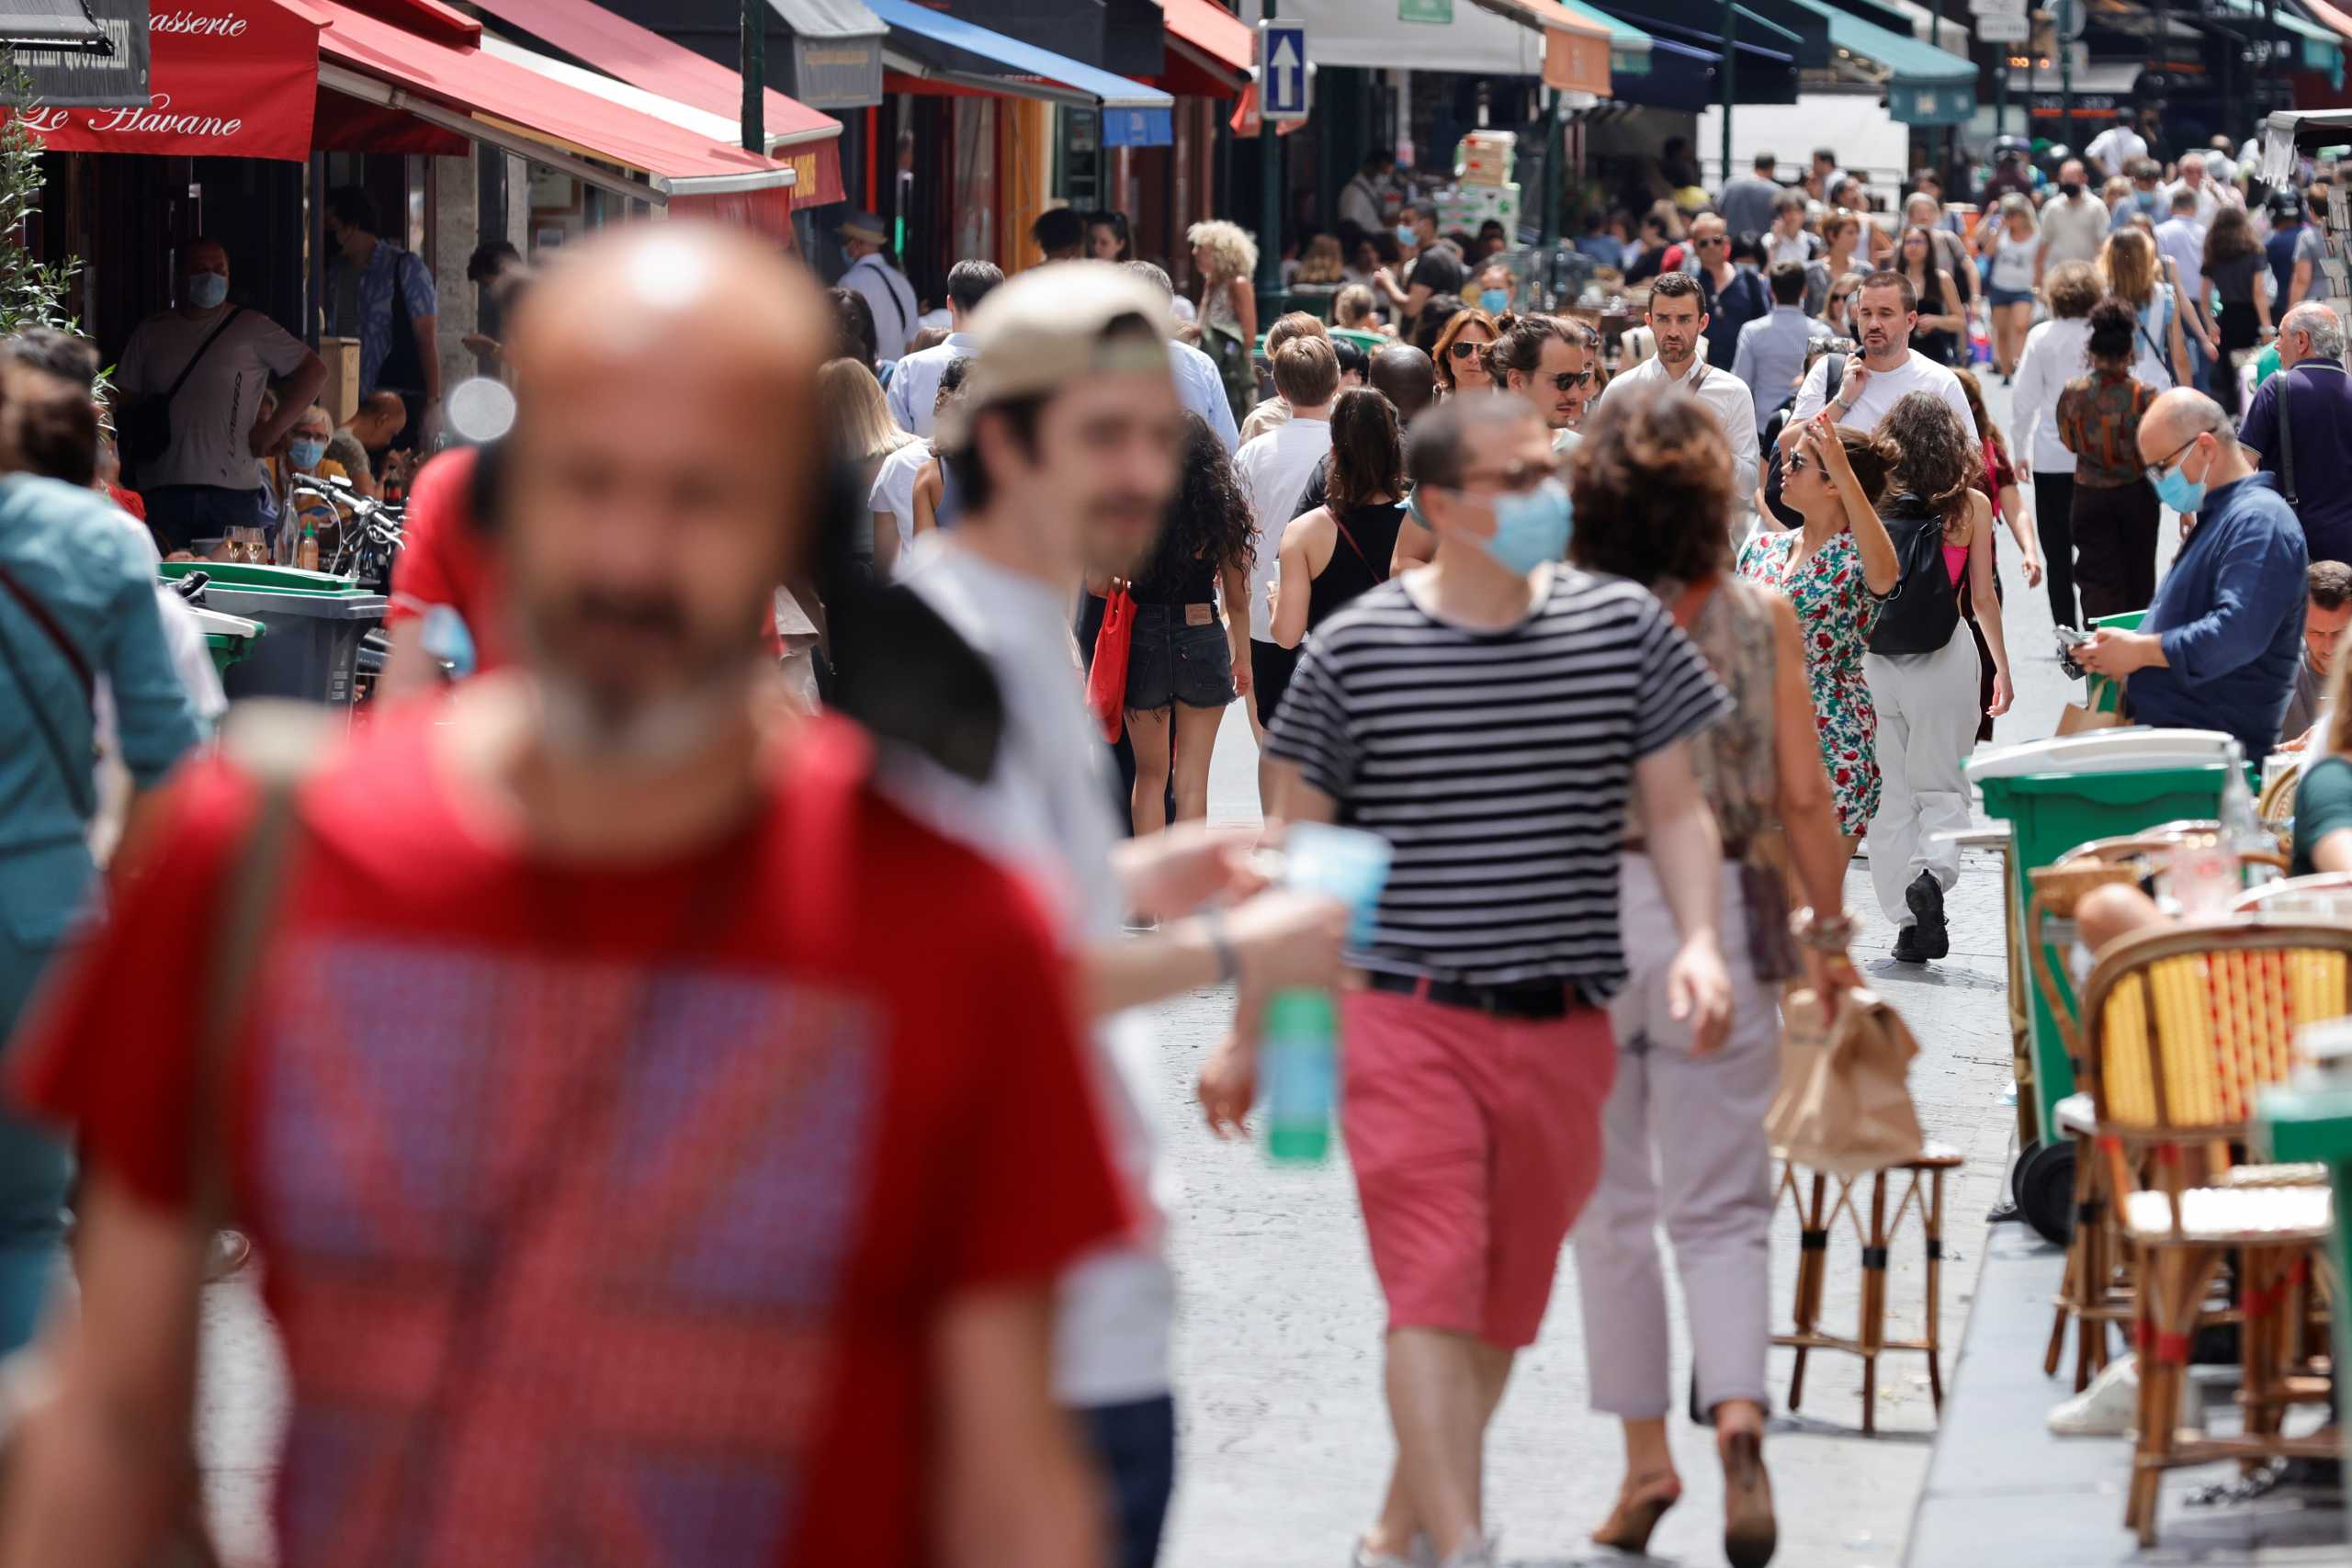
{"left": 116, "top": 308, "right": 310, "bottom": 491}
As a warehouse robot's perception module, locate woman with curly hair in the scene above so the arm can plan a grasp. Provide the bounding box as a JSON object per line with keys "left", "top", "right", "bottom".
{"left": 1125, "top": 411, "right": 1253, "bottom": 832}
{"left": 1567, "top": 384, "right": 1861, "bottom": 1568}
{"left": 1736, "top": 415, "right": 1901, "bottom": 861}
{"left": 1190, "top": 219, "right": 1261, "bottom": 423}
{"left": 1266, "top": 389, "right": 1406, "bottom": 686}
{"left": 1861, "top": 390, "right": 2013, "bottom": 962}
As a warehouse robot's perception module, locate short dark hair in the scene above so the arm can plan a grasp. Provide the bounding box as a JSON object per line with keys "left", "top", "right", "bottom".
{"left": 1031, "top": 207, "right": 1086, "bottom": 254}
{"left": 1814, "top": 147, "right": 1838, "bottom": 165}
{"left": 1485, "top": 313, "right": 1577, "bottom": 384}
{"left": 934, "top": 355, "right": 975, "bottom": 413}
{"left": 466, "top": 239, "right": 521, "bottom": 285}
{"left": 944, "top": 395, "right": 1045, "bottom": 515}
{"left": 1859, "top": 268, "right": 1916, "bottom": 312}
{"left": 1769, "top": 261, "right": 1807, "bottom": 306}
{"left": 1773, "top": 190, "right": 1807, "bottom": 218}
{"left": 1566, "top": 385, "right": 1733, "bottom": 586}
{"left": 1753, "top": 151, "right": 1777, "bottom": 173}
{"left": 946, "top": 260, "right": 1005, "bottom": 314}
{"left": 1331, "top": 336, "right": 1369, "bottom": 384}
{"left": 4, "top": 328, "right": 98, "bottom": 390}
{"left": 324, "top": 185, "right": 379, "bottom": 235}
{"left": 2311, "top": 560, "right": 2352, "bottom": 609}
{"left": 3, "top": 355, "right": 98, "bottom": 485}
{"left": 1405, "top": 392, "right": 1540, "bottom": 493}
{"left": 1647, "top": 271, "right": 1703, "bottom": 310}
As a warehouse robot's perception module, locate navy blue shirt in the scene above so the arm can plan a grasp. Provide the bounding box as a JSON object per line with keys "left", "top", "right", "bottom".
{"left": 2236, "top": 359, "right": 2352, "bottom": 567}
{"left": 1691, "top": 264, "right": 1772, "bottom": 370}
{"left": 2127, "top": 471, "right": 2309, "bottom": 756}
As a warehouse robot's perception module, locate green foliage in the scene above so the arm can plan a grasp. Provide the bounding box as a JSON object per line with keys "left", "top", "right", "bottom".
{"left": 0, "top": 49, "right": 83, "bottom": 340}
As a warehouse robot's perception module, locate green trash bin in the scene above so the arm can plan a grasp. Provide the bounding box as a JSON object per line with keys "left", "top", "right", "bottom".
{"left": 160, "top": 561, "right": 385, "bottom": 705}
{"left": 2255, "top": 1081, "right": 2352, "bottom": 1533}
{"left": 188, "top": 605, "right": 265, "bottom": 681}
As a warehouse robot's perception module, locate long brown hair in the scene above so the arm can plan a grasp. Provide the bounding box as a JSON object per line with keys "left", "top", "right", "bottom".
{"left": 1874, "top": 390, "right": 1980, "bottom": 540}
{"left": 1430, "top": 307, "right": 1498, "bottom": 391}
{"left": 1325, "top": 388, "right": 1405, "bottom": 512}
{"left": 1953, "top": 367, "right": 2013, "bottom": 480}
{"left": 2100, "top": 228, "right": 2158, "bottom": 310}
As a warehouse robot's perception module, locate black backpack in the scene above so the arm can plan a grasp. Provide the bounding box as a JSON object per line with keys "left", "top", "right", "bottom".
{"left": 1761, "top": 354, "right": 1846, "bottom": 529}
{"left": 1865, "top": 491, "right": 1962, "bottom": 656}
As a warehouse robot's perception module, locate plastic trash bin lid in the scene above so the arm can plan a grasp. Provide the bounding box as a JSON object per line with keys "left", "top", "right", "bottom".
{"left": 188, "top": 606, "right": 263, "bottom": 642}
{"left": 158, "top": 560, "right": 360, "bottom": 593}
{"left": 198, "top": 587, "right": 390, "bottom": 621}
{"left": 1965, "top": 728, "right": 2238, "bottom": 784}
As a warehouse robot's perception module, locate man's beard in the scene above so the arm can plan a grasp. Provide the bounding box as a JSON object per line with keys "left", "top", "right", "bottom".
{"left": 523, "top": 589, "right": 762, "bottom": 764}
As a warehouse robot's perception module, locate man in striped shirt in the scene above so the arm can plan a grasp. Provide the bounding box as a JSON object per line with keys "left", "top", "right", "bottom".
{"left": 1202, "top": 395, "right": 1735, "bottom": 1568}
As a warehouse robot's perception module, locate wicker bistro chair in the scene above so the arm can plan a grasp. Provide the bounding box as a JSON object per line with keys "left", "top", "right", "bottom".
{"left": 2030, "top": 827, "right": 2292, "bottom": 1392}
{"left": 2079, "top": 919, "right": 2352, "bottom": 1546}
{"left": 2230, "top": 870, "right": 2352, "bottom": 917}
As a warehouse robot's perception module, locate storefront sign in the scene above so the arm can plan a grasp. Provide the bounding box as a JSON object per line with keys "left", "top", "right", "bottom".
{"left": 790, "top": 34, "right": 882, "bottom": 108}
{"left": 13, "top": 0, "right": 150, "bottom": 109}
{"left": 1890, "top": 82, "right": 1976, "bottom": 126}
{"left": 1400, "top": 0, "right": 1454, "bottom": 20}
{"left": 11, "top": 0, "right": 321, "bottom": 160}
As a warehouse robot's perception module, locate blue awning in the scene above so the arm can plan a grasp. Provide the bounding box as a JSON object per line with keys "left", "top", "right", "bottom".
{"left": 864, "top": 0, "right": 1173, "bottom": 146}
{"left": 1780, "top": 0, "right": 1973, "bottom": 85}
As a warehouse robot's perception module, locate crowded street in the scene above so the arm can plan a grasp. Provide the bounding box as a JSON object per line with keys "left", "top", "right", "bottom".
{"left": 16, "top": 1, "right": 2352, "bottom": 1566}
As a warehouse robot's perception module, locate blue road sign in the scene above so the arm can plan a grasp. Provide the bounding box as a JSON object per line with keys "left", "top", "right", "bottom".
{"left": 1259, "top": 20, "right": 1308, "bottom": 121}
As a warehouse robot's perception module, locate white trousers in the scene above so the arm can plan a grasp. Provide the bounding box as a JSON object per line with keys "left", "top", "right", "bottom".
{"left": 1863, "top": 630, "right": 1981, "bottom": 926}
{"left": 1573, "top": 856, "right": 1778, "bottom": 1419}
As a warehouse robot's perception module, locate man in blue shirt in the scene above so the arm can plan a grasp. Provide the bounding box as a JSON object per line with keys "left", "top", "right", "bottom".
{"left": 1122, "top": 262, "right": 1239, "bottom": 452}
{"left": 323, "top": 186, "right": 442, "bottom": 451}
{"left": 2235, "top": 301, "right": 2352, "bottom": 566}
{"left": 1731, "top": 262, "right": 1829, "bottom": 435}
{"left": 2078, "top": 389, "right": 2310, "bottom": 757}
{"left": 1682, "top": 213, "right": 1770, "bottom": 370}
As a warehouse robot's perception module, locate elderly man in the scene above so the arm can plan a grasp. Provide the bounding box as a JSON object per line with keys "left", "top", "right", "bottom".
{"left": 2039, "top": 161, "right": 2110, "bottom": 278}
{"left": 1, "top": 226, "right": 1134, "bottom": 1568}
{"left": 838, "top": 208, "right": 920, "bottom": 362}
{"left": 1595, "top": 272, "right": 1761, "bottom": 500}
{"left": 2167, "top": 151, "right": 2237, "bottom": 227}
{"left": 2077, "top": 389, "right": 2310, "bottom": 757}
{"left": 2239, "top": 302, "right": 2352, "bottom": 565}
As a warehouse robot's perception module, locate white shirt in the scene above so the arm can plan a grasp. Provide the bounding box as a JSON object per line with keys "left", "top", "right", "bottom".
{"left": 1340, "top": 172, "right": 1385, "bottom": 234}
{"left": 2166, "top": 177, "right": 2236, "bottom": 230}
{"left": 841, "top": 252, "right": 919, "bottom": 362}
{"left": 2086, "top": 124, "right": 2147, "bottom": 175}
{"left": 1233, "top": 415, "right": 1332, "bottom": 642}
{"left": 893, "top": 537, "right": 1174, "bottom": 1406}
{"left": 115, "top": 307, "right": 311, "bottom": 491}
{"left": 1788, "top": 347, "right": 1979, "bottom": 445}
{"left": 866, "top": 440, "right": 933, "bottom": 556}
{"left": 1169, "top": 337, "right": 1241, "bottom": 452}
{"left": 884, "top": 330, "right": 978, "bottom": 438}
{"left": 1595, "top": 352, "right": 1762, "bottom": 503}
{"left": 2008, "top": 316, "right": 2093, "bottom": 474}
{"left": 1767, "top": 229, "right": 1818, "bottom": 267}
{"left": 2038, "top": 193, "right": 2110, "bottom": 270}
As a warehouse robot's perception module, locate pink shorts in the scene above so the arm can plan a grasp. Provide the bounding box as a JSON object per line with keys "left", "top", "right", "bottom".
{"left": 1340, "top": 986, "right": 1618, "bottom": 1348}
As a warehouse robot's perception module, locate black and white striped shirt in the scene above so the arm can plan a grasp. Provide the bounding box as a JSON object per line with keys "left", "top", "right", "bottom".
{"left": 1266, "top": 568, "right": 1731, "bottom": 992}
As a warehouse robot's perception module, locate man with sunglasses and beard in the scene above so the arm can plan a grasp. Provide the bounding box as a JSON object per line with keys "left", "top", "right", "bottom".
{"left": 1596, "top": 273, "right": 1761, "bottom": 502}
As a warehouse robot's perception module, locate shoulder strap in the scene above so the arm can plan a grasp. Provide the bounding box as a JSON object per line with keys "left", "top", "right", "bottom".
{"left": 0, "top": 559, "right": 92, "bottom": 702}
{"left": 160, "top": 307, "right": 243, "bottom": 408}
{"left": 2278, "top": 367, "right": 2299, "bottom": 506}
{"left": 0, "top": 561, "right": 95, "bottom": 818}
{"left": 1330, "top": 513, "right": 1385, "bottom": 581}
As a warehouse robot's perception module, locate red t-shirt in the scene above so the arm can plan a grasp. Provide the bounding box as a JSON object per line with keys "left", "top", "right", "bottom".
{"left": 14, "top": 710, "right": 1129, "bottom": 1566}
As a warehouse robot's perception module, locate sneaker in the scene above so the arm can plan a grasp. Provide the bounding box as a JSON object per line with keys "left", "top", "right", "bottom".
{"left": 1350, "top": 1537, "right": 1434, "bottom": 1568}
{"left": 2048, "top": 1352, "right": 2137, "bottom": 1437}
{"left": 1905, "top": 871, "right": 1950, "bottom": 959}
{"left": 1892, "top": 923, "right": 1928, "bottom": 964}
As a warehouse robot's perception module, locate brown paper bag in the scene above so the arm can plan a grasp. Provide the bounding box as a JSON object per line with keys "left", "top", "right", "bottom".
{"left": 2054, "top": 701, "right": 2126, "bottom": 736}
{"left": 1767, "top": 987, "right": 1925, "bottom": 1175}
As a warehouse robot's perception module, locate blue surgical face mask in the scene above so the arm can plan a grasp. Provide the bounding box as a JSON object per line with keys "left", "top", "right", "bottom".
{"left": 288, "top": 438, "right": 326, "bottom": 470}
{"left": 2153, "top": 447, "right": 2208, "bottom": 513}
{"left": 1480, "top": 479, "right": 1573, "bottom": 574}
{"left": 187, "top": 271, "right": 228, "bottom": 310}
{"left": 1395, "top": 223, "right": 1419, "bottom": 249}
{"left": 1480, "top": 287, "right": 1510, "bottom": 314}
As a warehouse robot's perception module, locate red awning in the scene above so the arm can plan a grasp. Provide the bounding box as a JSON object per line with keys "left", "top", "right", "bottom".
{"left": 1159, "top": 0, "right": 1250, "bottom": 95}
{"left": 10, "top": 0, "right": 324, "bottom": 161}
{"left": 462, "top": 0, "right": 845, "bottom": 206}
{"left": 312, "top": 0, "right": 794, "bottom": 205}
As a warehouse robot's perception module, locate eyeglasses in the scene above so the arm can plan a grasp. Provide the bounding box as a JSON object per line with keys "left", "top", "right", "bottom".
{"left": 1695, "top": 236, "right": 1728, "bottom": 248}
{"left": 2143, "top": 429, "right": 2211, "bottom": 486}
{"left": 1784, "top": 453, "right": 1813, "bottom": 476}
{"left": 1547, "top": 369, "right": 1594, "bottom": 391}
{"left": 1450, "top": 462, "right": 1551, "bottom": 495}
{"left": 1448, "top": 340, "right": 1487, "bottom": 359}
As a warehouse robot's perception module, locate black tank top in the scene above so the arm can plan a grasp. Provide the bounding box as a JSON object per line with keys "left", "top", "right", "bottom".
{"left": 1308, "top": 501, "right": 1404, "bottom": 629}
{"left": 1129, "top": 547, "right": 1219, "bottom": 606}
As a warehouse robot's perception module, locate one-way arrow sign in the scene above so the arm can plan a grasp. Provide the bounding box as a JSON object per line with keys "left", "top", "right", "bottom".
{"left": 1259, "top": 20, "right": 1308, "bottom": 121}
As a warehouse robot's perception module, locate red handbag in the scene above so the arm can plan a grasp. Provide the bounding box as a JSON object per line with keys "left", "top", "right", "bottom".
{"left": 1086, "top": 582, "right": 1135, "bottom": 742}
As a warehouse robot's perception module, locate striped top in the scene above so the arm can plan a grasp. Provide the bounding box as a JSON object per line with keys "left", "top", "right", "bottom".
{"left": 1266, "top": 567, "right": 1730, "bottom": 992}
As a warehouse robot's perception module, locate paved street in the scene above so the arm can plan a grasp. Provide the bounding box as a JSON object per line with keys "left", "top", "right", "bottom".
{"left": 185, "top": 377, "right": 2211, "bottom": 1567}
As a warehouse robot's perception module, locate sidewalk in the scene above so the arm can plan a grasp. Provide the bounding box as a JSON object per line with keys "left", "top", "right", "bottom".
{"left": 1906, "top": 1224, "right": 2346, "bottom": 1567}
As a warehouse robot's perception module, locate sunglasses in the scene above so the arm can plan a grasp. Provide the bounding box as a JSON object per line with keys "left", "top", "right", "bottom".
{"left": 1448, "top": 340, "right": 1487, "bottom": 359}
{"left": 1696, "top": 236, "right": 1728, "bottom": 247}
{"left": 1547, "top": 369, "right": 1594, "bottom": 391}
{"left": 1785, "top": 453, "right": 1813, "bottom": 475}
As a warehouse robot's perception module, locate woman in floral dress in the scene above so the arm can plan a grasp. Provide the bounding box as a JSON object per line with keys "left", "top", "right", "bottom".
{"left": 1736, "top": 414, "right": 1903, "bottom": 857}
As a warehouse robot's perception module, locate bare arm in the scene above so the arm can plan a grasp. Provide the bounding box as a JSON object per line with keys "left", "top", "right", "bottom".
{"left": 872, "top": 509, "right": 899, "bottom": 574}
{"left": 1391, "top": 516, "right": 1434, "bottom": 576}
{"left": 2291, "top": 259, "right": 2313, "bottom": 311}
{"left": 1966, "top": 493, "right": 2014, "bottom": 715}
{"left": 1808, "top": 420, "right": 1900, "bottom": 594}
{"left": 1221, "top": 558, "right": 1252, "bottom": 698}
{"left": 1997, "top": 481, "right": 2043, "bottom": 582}
{"left": 2256, "top": 269, "right": 2275, "bottom": 334}
{"left": 1918, "top": 272, "right": 1966, "bottom": 334}
{"left": 2165, "top": 286, "right": 2192, "bottom": 386}
{"left": 1231, "top": 278, "right": 1259, "bottom": 350}
{"left": 2315, "top": 829, "right": 2352, "bottom": 874}
{"left": 411, "top": 312, "right": 443, "bottom": 402}
{"left": 1270, "top": 515, "right": 1323, "bottom": 649}
{"left": 1767, "top": 595, "right": 1851, "bottom": 917}
{"left": 931, "top": 1289, "right": 1103, "bottom": 1568}
{"left": 1632, "top": 739, "right": 1731, "bottom": 1055}
{"left": 912, "top": 462, "right": 943, "bottom": 537}
{"left": 0, "top": 1178, "right": 208, "bottom": 1568}
{"left": 251, "top": 351, "right": 327, "bottom": 455}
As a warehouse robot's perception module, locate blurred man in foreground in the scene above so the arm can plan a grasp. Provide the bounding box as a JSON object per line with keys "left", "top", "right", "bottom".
{"left": 2, "top": 225, "right": 1129, "bottom": 1568}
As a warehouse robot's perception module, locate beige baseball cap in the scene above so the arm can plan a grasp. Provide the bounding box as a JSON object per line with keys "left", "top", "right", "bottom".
{"left": 937, "top": 262, "right": 1174, "bottom": 446}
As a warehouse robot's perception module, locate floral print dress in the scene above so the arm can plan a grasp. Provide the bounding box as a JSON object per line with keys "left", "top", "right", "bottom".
{"left": 1736, "top": 526, "right": 1889, "bottom": 835}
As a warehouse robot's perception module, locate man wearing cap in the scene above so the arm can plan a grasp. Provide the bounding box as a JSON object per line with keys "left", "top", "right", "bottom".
{"left": 839, "top": 209, "right": 919, "bottom": 362}
{"left": 894, "top": 261, "right": 1350, "bottom": 1568}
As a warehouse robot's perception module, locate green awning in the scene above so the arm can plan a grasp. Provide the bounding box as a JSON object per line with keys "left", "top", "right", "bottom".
{"left": 1782, "top": 0, "right": 1973, "bottom": 85}
{"left": 1544, "top": 0, "right": 1657, "bottom": 73}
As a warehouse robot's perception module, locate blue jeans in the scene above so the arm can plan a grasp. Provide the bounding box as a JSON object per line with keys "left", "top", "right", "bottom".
{"left": 0, "top": 925, "right": 75, "bottom": 1356}
{"left": 2185, "top": 328, "right": 2214, "bottom": 395}
{"left": 1081, "top": 1394, "right": 1176, "bottom": 1568}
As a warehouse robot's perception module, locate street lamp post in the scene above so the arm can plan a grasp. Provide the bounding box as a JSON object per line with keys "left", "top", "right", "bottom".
{"left": 1260, "top": 0, "right": 1283, "bottom": 303}
{"left": 741, "top": 0, "right": 764, "bottom": 155}
{"left": 2058, "top": 0, "right": 2072, "bottom": 155}
{"left": 1719, "top": 0, "right": 1736, "bottom": 186}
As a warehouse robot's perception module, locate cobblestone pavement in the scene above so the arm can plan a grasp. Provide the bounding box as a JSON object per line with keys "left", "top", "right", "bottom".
{"left": 188, "top": 377, "right": 2205, "bottom": 1568}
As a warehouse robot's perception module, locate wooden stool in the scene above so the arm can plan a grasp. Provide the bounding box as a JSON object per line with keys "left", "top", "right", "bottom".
{"left": 1772, "top": 1144, "right": 1963, "bottom": 1435}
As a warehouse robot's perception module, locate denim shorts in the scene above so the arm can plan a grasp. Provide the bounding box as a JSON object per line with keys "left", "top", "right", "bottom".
{"left": 1124, "top": 602, "right": 1235, "bottom": 712}
{"left": 1988, "top": 285, "right": 2035, "bottom": 309}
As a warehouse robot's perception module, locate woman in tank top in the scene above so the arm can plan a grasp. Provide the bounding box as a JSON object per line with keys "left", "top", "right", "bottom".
{"left": 1266, "top": 389, "right": 1407, "bottom": 684}
{"left": 1563, "top": 386, "right": 1861, "bottom": 1568}
{"left": 1899, "top": 224, "right": 1965, "bottom": 367}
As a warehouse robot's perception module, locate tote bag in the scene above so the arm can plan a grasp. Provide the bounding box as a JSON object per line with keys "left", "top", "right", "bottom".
{"left": 1085, "top": 583, "right": 1136, "bottom": 742}
{"left": 1767, "top": 987, "right": 1926, "bottom": 1175}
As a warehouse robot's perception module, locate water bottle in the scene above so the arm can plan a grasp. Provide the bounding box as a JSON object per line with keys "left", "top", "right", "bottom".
{"left": 1263, "top": 990, "right": 1340, "bottom": 1164}
{"left": 1260, "top": 824, "right": 1394, "bottom": 1165}
{"left": 2219, "top": 739, "right": 2276, "bottom": 884}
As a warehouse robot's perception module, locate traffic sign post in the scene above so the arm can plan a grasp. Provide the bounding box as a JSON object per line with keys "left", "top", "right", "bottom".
{"left": 1258, "top": 20, "right": 1309, "bottom": 121}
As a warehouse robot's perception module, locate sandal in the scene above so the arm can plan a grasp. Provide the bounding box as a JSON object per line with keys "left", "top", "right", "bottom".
{"left": 1721, "top": 1427, "right": 1778, "bottom": 1568}
{"left": 1589, "top": 1471, "right": 1680, "bottom": 1555}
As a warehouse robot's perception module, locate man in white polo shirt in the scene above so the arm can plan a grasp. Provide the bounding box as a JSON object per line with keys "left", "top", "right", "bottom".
{"left": 1781, "top": 270, "right": 1978, "bottom": 446}
{"left": 1594, "top": 272, "right": 1761, "bottom": 502}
